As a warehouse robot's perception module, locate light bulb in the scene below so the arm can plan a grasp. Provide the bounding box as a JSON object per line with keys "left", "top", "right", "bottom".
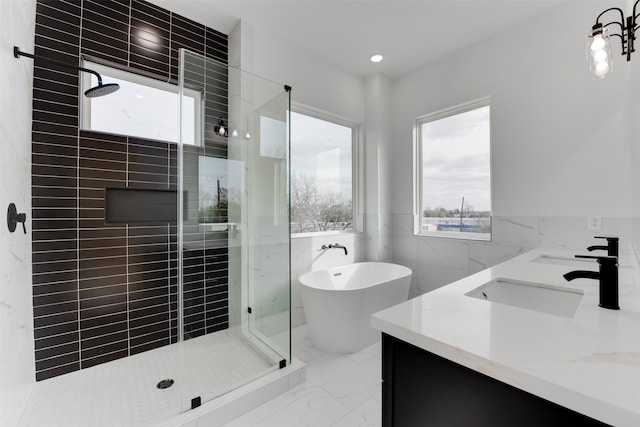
{"left": 592, "top": 49, "right": 607, "bottom": 62}
{"left": 245, "top": 131, "right": 252, "bottom": 140}
{"left": 370, "top": 54, "right": 383, "bottom": 63}
{"left": 590, "top": 34, "right": 605, "bottom": 51}
{"left": 595, "top": 60, "right": 610, "bottom": 77}
{"left": 231, "top": 129, "right": 238, "bottom": 137}
{"left": 218, "top": 126, "right": 226, "bottom": 136}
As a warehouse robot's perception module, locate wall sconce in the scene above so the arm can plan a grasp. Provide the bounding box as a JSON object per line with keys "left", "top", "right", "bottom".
{"left": 587, "top": 0, "right": 639, "bottom": 78}
{"left": 214, "top": 117, "right": 227, "bottom": 137}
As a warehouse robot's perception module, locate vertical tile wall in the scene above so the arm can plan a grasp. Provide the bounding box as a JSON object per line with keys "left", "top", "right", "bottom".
{"left": 31, "top": 0, "right": 228, "bottom": 381}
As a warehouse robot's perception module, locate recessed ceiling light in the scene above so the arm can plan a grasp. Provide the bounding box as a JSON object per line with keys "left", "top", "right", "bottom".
{"left": 370, "top": 54, "right": 383, "bottom": 63}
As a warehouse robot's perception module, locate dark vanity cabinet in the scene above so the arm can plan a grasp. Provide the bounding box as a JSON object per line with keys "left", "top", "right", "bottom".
{"left": 381, "top": 334, "right": 609, "bottom": 427}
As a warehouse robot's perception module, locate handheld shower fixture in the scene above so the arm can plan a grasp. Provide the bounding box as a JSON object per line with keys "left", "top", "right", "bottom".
{"left": 14, "top": 46, "right": 119, "bottom": 97}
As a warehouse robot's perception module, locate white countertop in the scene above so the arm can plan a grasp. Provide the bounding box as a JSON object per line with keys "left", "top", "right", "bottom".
{"left": 371, "top": 247, "right": 640, "bottom": 427}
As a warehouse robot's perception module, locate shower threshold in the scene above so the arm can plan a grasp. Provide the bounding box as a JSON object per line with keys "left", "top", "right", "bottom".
{"left": 18, "top": 328, "right": 303, "bottom": 427}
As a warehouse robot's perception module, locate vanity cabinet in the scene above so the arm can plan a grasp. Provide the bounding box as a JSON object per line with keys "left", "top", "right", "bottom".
{"left": 381, "top": 334, "right": 609, "bottom": 427}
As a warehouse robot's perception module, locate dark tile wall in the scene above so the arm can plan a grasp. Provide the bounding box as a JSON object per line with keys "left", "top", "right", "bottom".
{"left": 31, "top": 0, "right": 229, "bottom": 381}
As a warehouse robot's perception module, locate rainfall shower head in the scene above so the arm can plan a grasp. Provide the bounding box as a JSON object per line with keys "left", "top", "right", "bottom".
{"left": 14, "top": 46, "right": 120, "bottom": 98}
{"left": 84, "top": 82, "right": 120, "bottom": 98}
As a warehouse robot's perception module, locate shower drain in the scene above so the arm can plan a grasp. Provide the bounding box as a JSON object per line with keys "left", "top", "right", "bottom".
{"left": 157, "top": 379, "right": 175, "bottom": 389}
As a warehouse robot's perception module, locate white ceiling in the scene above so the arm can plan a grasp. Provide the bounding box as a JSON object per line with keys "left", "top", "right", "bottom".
{"left": 151, "top": 0, "right": 573, "bottom": 78}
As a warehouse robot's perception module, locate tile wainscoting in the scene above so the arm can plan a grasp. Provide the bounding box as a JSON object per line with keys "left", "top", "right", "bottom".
{"left": 391, "top": 214, "right": 632, "bottom": 297}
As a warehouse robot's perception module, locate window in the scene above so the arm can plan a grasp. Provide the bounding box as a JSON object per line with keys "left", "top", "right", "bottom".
{"left": 80, "top": 60, "right": 201, "bottom": 145}
{"left": 290, "top": 108, "right": 358, "bottom": 235}
{"left": 415, "top": 98, "right": 491, "bottom": 241}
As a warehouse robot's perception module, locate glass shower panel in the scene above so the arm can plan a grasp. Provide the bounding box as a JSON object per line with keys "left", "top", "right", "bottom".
{"left": 178, "top": 49, "right": 290, "bottom": 413}
{"left": 246, "top": 92, "right": 291, "bottom": 363}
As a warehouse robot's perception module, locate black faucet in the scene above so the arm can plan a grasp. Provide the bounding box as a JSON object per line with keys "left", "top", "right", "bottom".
{"left": 587, "top": 236, "right": 619, "bottom": 257}
{"left": 321, "top": 243, "right": 348, "bottom": 255}
{"left": 563, "top": 255, "right": 619, "bottom": 310}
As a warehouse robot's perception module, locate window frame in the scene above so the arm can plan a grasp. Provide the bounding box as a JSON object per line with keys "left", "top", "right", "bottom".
{"left": 414, "top": 96, "right": 492, "bottom": 241}
{"left": 80, "top": 59, "right": 202, "bottom": 146}
{"left": 290, "top": 103, "right": 362, "bottom": 238}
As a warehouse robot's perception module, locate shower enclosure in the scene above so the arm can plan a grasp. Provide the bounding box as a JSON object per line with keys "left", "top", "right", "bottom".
{"left": 18, "top": 50, "right": 291, "bottom": 426}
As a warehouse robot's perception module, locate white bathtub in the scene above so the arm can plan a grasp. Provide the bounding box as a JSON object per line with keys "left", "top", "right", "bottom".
{"left": 299, "top": 262, "right": 412, "bottom": 353}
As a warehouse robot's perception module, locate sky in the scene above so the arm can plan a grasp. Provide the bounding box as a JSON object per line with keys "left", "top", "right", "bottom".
{"left": 421, "top": 105, "right": 491, "bottom": 213}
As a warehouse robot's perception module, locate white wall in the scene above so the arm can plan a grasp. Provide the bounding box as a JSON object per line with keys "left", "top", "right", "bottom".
{"left": 239, "top": 1, "right": 638, "bottom": 314}
{"left": 0, "top": 0, "right": 37, "bottom": 425}
{"left": 391, "top": 1, "right": 630, "bottom": 218}
{"left": 390, "top": 2, "right": 634, "bottom": 295}
{"left": 248, "top": 26, "right": 365, "bottom": 126}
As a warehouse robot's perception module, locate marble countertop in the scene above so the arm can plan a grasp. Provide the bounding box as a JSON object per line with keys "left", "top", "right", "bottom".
{"left": 371, "top": 247, "right": 640, "bottom": 427}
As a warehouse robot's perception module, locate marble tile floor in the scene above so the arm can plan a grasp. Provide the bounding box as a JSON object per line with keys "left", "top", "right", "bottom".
{"left": 222, "top": 324, "right": 382, "bottom": 427}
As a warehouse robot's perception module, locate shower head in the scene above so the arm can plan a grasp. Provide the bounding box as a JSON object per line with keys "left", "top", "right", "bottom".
{"left": 84, "top": 82, "right": 120, "bottom": 98}
{"left": 14, "top": 46, "right": 119, "bottom": 98}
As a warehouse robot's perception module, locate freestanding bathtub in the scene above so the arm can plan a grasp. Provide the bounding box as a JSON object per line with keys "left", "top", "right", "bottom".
{"left": 299, "top": 262, "right": 412, "bottom": 353}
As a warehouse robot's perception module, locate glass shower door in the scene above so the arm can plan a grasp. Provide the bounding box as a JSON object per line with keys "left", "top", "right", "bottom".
{"left": 178, "top": 48, "right": 291, "bottom": 413}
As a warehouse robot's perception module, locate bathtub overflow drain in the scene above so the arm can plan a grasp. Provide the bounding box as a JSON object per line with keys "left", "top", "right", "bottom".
{"left": 157, "top": 379, "right": 175, "bottom": 389}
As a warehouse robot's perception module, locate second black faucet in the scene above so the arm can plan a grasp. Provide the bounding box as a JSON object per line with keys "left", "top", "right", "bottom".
{"left": 587, "top": 236, "right": 619, "bottom": 257}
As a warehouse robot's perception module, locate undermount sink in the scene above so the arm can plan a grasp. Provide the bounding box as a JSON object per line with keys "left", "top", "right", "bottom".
{"left": 531, "top": 254, "right": 597, "bottom": 269}
{"left": 465, "top": 278, "right": 583, "bottom": 318}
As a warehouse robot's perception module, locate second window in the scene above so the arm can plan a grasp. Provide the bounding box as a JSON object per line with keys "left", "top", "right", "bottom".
{"left": 415, "top": 98, "right": 492, "bottom": 241}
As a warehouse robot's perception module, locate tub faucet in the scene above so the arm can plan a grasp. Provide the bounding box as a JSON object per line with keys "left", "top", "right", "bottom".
{"left": 321, "top": 243, "right": 348, "bottom": 255}
{"left": 587, "top": 236, "right": 619, "bottom": 257}
{"left": 563, "top": 254, "right": 619, "bottom": 310}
